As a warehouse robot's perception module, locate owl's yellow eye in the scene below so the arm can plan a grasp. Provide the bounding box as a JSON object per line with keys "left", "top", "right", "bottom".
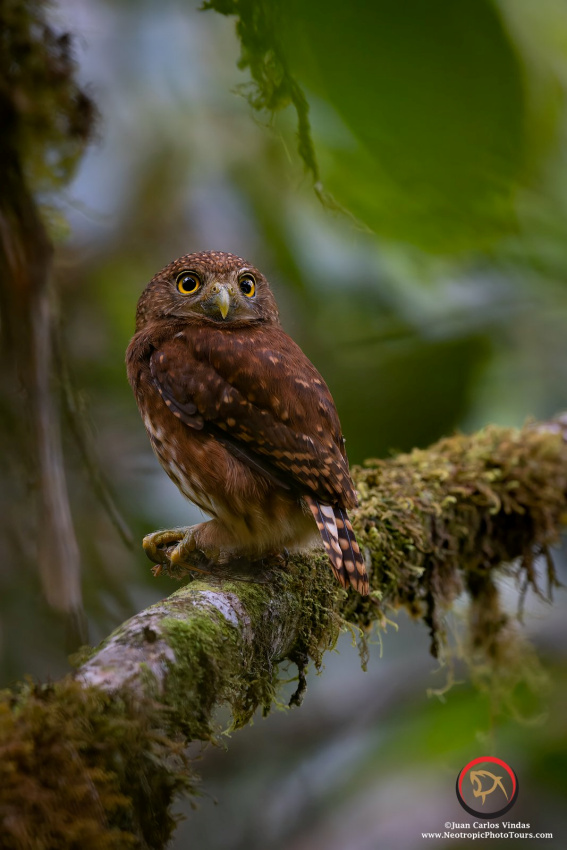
{"left": 239, "top": 275, "right": 256, "bottom": 297}
{"left": 176, "top": 271, "right": 200, "bottom": 295}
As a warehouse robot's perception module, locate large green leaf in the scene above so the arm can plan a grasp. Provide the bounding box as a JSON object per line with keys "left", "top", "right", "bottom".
{"left": 282, "top": 0, "right": 527, "bottom": 252}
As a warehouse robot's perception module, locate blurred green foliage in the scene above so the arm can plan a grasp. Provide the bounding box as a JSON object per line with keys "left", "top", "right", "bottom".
{"left": 284, "top": 0, "right": 526, "bottom": 252}
{"left": 209, "top": 0, "right": 563, "bottom": 253}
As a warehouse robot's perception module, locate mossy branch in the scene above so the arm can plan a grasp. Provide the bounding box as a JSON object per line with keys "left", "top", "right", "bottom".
{"left": 2, "top": 418, "right": 566, "bottom": 848}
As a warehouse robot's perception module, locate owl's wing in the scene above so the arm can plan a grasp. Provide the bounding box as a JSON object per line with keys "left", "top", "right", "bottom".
{"left": 149, "top": 326, "right": 357, "bottom": 508}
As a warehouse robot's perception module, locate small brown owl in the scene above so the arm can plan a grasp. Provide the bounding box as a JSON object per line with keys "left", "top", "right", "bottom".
{"left": 126, "top": 250, "right": 369, "bottom": 595}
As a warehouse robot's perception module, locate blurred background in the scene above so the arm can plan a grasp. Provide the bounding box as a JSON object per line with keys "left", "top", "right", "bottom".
{"left": 2, "top": 0, "right": 567, "bottom": 846}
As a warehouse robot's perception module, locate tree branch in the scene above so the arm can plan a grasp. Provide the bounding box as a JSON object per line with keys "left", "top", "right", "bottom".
{"left": 2, "top": 418, "right": 566, "bottom": 848}
{"left": 80, "top": 417, "right": 567, "bottom": 702}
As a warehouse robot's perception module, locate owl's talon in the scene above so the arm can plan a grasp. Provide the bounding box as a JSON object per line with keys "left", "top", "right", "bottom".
{"left": 143, "top": 528, "right": 186, "bottom": 565}
{"left": 170, "top": 528, "right": 198, "bottom": 565}
{"left": 143, "top": 525, "right": 216, "bottom": 578}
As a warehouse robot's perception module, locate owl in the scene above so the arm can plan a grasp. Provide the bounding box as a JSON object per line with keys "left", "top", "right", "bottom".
{"left": 126, "top": 251, "right": 369, "bottom": 595}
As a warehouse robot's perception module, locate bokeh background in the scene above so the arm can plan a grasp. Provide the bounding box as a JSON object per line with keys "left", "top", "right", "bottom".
{"left": 2, "top": 0, "right": 567, "bottom": 846}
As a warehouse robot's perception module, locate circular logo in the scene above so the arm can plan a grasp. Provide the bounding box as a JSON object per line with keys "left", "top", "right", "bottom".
{"left": 456, "top": 757, "right": 519, "bottom": 818}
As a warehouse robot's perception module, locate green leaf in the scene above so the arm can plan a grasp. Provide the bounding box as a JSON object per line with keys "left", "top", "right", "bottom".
{"left": 282, "top": 0, "right": 527, "bottom": 252}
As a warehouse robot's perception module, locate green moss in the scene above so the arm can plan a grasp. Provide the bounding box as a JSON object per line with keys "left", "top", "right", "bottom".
{"left": 161, "top": 558, "right": 346, "bottom": 732}
{"left": 344, "top": 424, "right": 566, "bottom": 684}
{"left": 0, "top": 678, "right": 196, "bottom": 849}
{"left": 68, "top": 643, "right": 99, "bottom": 668}
{"left": 162, "top": 610, "right": 242, "bottom": 736}
{"left": 282, "top": 551, "right": 344, "bottom": 668}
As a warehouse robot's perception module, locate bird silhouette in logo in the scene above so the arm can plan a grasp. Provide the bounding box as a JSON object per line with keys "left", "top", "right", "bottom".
{"left": 470, "top": 770, "right": 509, "bottom": 806}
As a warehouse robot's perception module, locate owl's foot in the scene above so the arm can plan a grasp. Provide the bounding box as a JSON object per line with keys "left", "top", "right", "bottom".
{"left": 142, "top": 526, "right": 286, "bottom": 583}
{"left": 143, "top": 526, "right": 217, "bottom": 579}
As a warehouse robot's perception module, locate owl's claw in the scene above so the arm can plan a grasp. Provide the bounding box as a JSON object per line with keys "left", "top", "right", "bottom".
{"left": 143, "top": 526, "right": 217, "bottom": 579}
{"left": 169, "top": 528, "right": 198, "bottom": 564}
{"left": 142, "top": 526, "right": 287, "bottom": 583}
{"left": 143, "top": 528, "right": 185, "bottom": 566}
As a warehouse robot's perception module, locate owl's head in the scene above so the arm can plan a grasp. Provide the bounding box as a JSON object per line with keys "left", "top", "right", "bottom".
{"left": 135, "top": 250, "right": 280, "bottom": 330}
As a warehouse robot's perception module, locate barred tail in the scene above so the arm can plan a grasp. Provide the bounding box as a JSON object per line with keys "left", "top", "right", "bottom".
{"left": 306, "top": 496, "right": 369, "bottom": 596}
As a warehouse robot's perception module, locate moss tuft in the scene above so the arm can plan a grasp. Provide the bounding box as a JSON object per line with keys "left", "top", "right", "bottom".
{"left": 0, "top": 678, "right": 196, "bottom": 849}
{"left": 344, "top": 424, "right": 567, "bottom": 683}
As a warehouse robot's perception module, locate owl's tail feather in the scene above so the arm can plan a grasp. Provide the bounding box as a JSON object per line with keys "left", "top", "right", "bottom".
{"left": 305, "top": 496, "right": 369, "bottom": 596}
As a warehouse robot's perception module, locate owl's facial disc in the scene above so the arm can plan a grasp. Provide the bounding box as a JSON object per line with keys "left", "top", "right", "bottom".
{"left": 135, "top": 252, "right": 280, "bottom": 330}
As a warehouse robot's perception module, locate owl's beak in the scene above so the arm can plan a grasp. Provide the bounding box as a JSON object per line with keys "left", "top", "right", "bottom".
{"left": 211, "top": 285, "right": 231, "bottom": 320}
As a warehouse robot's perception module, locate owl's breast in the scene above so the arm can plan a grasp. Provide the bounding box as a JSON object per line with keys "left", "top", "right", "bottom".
{"left": 142, "top": 407, "right": 219, "bottom": 517}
